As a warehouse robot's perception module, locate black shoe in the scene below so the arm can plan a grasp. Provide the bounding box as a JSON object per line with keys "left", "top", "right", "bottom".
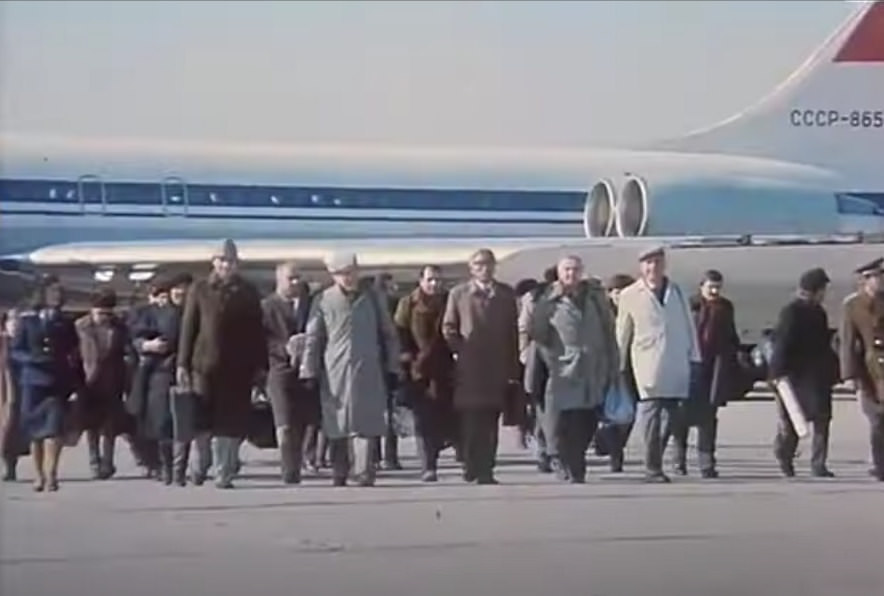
{"left": 2, "top": 468, "right": 16, "bottom": 482}
{"left": 701, "top": 468, "right": 719, "bottom": 479}
{"left": 191, "top": 471, "right": 207, "bottom": 486}
{"left": 356, "top": 474, "right": 376, "bottom": 487}
{"left": 673, "top": 462, "right": 688, "bottom": 476}
{"left": 777, "top": 460, "right": 796, "bottom": 478}
{"left": 174, "top": 472, "right": 187, "bottom": 487}
{"left": 98, "top": 464, "right": 116, "bottom": 480}
{"left": 161, "top": 468, "right": 173, "bottom": 486}
{"left": 332, "top": 477, "right": 347, "bottom": 487}
{"left": 644, "top": 472, "right": 671, "bottom": 484}
{"left": 381, "top": 460, "right": 403, "bottom": 471}
{"left": 476, "top": 476, "right": 498, "bottom": 485}
{"left": 811, "top": 467, "right": 835, "bottom": 478}
{"left": 569, "top": 475, "right": 586, "bottom": 484}
{"left": 537, "top": 456, "right": 553, "bottom": 474}
{"left": 282, "top": 471, "right": 301, "bottom": 485}
{"left": 215, "top": 479, "right": 235, "bottom": 490}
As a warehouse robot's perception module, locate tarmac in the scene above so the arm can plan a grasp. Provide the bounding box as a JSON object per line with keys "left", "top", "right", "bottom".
{"left": 2, "top": 400, "right": 882, "bottom": 596}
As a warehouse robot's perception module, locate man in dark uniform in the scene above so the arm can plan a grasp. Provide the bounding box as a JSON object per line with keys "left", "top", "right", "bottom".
{"left": 769, "top": 267, "right": 839, "bottom": 478}
{"left": 839, "top": 258, "right": 884, "bottom": 482}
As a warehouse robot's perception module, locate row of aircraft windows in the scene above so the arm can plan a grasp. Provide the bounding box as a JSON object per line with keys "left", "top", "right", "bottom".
{"left": 0, "top": 179, "right": 585, "bottom": 211}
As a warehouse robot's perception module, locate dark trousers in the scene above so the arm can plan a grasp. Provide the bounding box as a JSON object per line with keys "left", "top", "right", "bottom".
{"left": 86, "top": 430, "right": 116, "bottom": 477}
{"left": 670, "top": 402, "right": 719, "bottom": 472}
{"left": 637, "top": 398, "right": 680, "bottom": 476}
{"left": 858, "top": 390, "right": 884, "bottom": 477}
{"left": 773, "top": 399, "right": 830, "bottom": 471}
{"left": 460, "top": 407, "right": 500, "bottom": 482}
{"left": 372, "top": 393, "right": 399, "bottom": 466}
{"left": 553, "top": 408, "right": 598, "bottom": 482}
{"left": 267, "top": 371, "right": 319, "bottom": 483}
{"left": 607, "top": 422, "right": 634, "bottom": 472}
{"left": 413, "top": 397, "right": 456, "bottom": 473}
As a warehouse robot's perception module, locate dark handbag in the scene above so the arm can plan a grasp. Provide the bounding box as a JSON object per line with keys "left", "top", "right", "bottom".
{"left": 501, "top": 382, "right": 528, "bottom": 428}
{"left": 246, "top": 397, "right": 277, "bottom": 449}
{"left": 62, "top": 398, "right": 83, "bottom": 447}
{"left": 169, "top": 386, "right": 197, "bottom": 443}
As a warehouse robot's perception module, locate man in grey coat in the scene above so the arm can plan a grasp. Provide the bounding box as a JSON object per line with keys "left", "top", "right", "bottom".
{"left": 529, "top": 256, "right": 619, "bottom": 483}
{"left": 300, "top": 253, "right": 401, "bottom": 487}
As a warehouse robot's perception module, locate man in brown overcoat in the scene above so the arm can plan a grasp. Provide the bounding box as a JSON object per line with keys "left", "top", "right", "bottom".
{"left": 177, "top": 239, "right": 267, "bottom": 489}
{"left": 394, "top": 264, "right": 456, "bottom": 482}
{"left": 76, "top": 289, "right": 131, "bottom": 480}
{"left": 443, "top": 248, "right": 520, "bottom": 485}
{"left": 839, "top": 257, "right": 884, "bottom": 482}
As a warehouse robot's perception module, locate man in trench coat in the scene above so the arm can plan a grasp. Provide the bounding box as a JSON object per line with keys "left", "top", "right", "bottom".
{"left": 177, "top": 239, "right": 267, "bottom": 489}
{"left": 300, "top": 253, "right": 400, "bottom": 487}
{"left": 443, "top": 248, "right": 520, "bottom": 485}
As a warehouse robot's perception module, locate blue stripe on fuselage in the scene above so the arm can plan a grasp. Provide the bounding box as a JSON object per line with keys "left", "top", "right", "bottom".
{"left": 0, "top": 177, "right": 587, "bottom": 212}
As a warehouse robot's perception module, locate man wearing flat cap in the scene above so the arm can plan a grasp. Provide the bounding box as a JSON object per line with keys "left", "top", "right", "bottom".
{"left": 76, "top": 287, "right": 131, "bottom": 480}
{"left": 839, "top": 258, "right": 884, "bottom": 481}
{"left": 300, "top": 252, "right": 401, "bottom": 487}
{"left": 177, "top": 239, "right": 267, "bottom": 489}
{"left": 616, "top": 245, "right": 701, "bottom": 483}
{"left": 769, "top": 267, "right": 839, "bottom": 478}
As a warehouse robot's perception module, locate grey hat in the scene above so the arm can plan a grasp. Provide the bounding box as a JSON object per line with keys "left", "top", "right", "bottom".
{"left": 325, "top": 251, "right": 358, "bottom": 273}
{"left": 799, "top": 267, "right": 830, "bottom": 292}
{"left": 213, "top": 238, "right": 239, "bottom": 261}
{"left": 638, "top": 244, "right": 666, "bottom": 262}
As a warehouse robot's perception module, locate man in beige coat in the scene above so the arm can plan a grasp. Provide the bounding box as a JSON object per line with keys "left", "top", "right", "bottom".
{"left": 616, "top": 245, "right": 701, "bottom": 483}
{"left": 443, "top": 248, "right": 520, "bottom": 485}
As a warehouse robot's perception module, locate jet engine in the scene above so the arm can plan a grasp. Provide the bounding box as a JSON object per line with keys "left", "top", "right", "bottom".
{"left": 582, "top": 179, "right": 616, "bottom": 237}
{"left": 591, "top": 173, "right": 839, "bottom": 238}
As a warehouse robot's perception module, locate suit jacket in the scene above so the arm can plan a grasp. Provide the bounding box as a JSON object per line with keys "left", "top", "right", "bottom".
{"left": 262, "top": 292, "right": 311, "bottom": 373}
{"left": 616, "top": 278, "right": 701, "bottom": 400}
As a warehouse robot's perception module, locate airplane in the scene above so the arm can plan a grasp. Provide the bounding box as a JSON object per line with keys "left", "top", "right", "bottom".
{"left": 0, "top": 0, "right": 882, "bottom": 285}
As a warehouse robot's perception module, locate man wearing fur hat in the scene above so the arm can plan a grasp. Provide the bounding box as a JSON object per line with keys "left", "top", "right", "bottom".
{"left": 177, "top": 239, "right": 267, "bottom": 489}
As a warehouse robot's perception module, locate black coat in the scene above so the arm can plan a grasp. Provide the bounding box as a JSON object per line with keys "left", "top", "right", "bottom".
{"left": 769, "top": 297, "right": 838, "bottom": 421}
{"left": 128, "top": 304, "right": 185, "bottom": 440}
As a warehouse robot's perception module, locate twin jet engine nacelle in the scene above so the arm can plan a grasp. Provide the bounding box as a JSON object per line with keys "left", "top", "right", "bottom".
{"left": 582, "top": 173, "right": 840, "bottom": 238}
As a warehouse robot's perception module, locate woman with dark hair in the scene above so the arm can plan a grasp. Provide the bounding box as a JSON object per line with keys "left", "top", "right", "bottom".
{"left": 1, "top": 307, "right": 29, "bottom": 481}
{"left": 10, "top": 276, "right": 83, "bottom": 491}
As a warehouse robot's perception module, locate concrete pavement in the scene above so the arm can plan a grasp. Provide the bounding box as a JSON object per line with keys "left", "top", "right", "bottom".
{"left": 2, "top": 400, "right": 882, "bottom": 596}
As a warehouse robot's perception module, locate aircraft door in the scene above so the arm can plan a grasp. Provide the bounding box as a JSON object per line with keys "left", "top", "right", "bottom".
{"left": 161, "top": 176, "right": 189, "bottom": 217}
{"left": 77, "top": 174, "right": 107, "bottom": 216}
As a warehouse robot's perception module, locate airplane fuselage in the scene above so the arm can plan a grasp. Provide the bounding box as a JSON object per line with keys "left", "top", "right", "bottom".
{"left": 0, "top": 139, "right": 875, "bottom": 257}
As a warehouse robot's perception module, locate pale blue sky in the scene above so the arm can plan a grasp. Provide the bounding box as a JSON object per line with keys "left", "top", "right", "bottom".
{"left": 0, "top": 0, "right": 855, "bottom": 148}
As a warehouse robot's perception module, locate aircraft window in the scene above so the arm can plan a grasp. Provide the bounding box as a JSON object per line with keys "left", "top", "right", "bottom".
{"left": 310, "top": 194, "right": 321, "bottom": 205}
{"left": 65, "top": 188, "right": 76, "bottom": 200}
{"left": 208, "top": 192, "right": 219, "bottom": 204}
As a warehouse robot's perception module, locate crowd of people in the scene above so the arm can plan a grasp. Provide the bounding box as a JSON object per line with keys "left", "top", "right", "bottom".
{"left": 1, "top": 238, "right": 883, "bottom": 492}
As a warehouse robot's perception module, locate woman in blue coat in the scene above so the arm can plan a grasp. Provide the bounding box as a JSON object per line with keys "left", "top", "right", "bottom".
{"left": 10, "top": 277, "right": 83, "bottom": 491}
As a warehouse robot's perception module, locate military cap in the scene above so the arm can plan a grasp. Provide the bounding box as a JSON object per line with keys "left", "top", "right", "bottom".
{"left": 799, "top": 267, "right": 830, "bottom": 292}
{"left": 638, "top": 244, "right": 666, "bottom": 262}
{"left": 212, "top": 238, "right": 239, "bottom": 261}
{"left": 325, "top": 251, "right": 358, "bottom": 273}
{"left": 854, "top": 257, "right": 884, "bottom": 276}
